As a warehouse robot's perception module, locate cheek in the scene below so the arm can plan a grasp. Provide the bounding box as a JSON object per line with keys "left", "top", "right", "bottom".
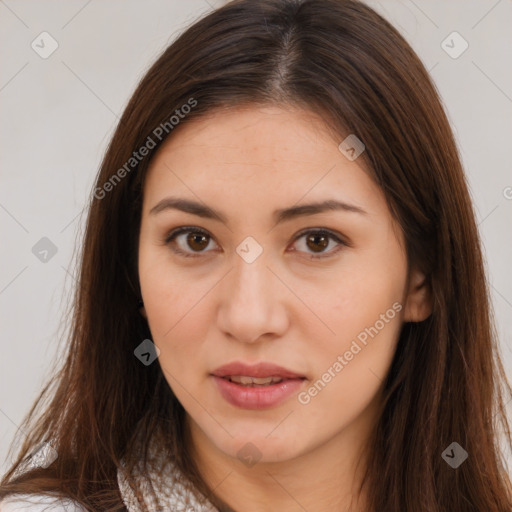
{"left": 304, "top": 247, "right": 405, "bottom": 399}
{"left": 313, "top": 287, "right": 402, "bottom": 377}
{"left": 139, "top": 243, "right": 207, "bottom": 338}
{"left": 142, "top": 273, "right": 211, "bottom": 401}
{"left": 138, "top": 255, "right": 217, "bottom": 384}
{"left": 301, "top": 301, "right": 402, "bottom": 428}
{"left": 317, "top": 260, "right": 405, "bottom": 342}
{"left": 145, "top": 283, "right": 210, "bottom": 353}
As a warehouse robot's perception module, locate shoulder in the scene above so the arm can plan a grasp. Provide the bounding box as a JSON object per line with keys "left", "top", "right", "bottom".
{"left": 0, "top": 493, "right": 87, "bottom": 512}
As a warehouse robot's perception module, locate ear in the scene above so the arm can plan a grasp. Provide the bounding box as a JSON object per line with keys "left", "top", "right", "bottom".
{"left": 139, "top": 305, "right": 148, "bottom": 320}
{"left": 403, "top": 268, "right": 432, "bottom": 322}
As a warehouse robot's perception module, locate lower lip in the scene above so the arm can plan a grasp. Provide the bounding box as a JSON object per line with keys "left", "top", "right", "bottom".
{"left": 211, "top": 375, "right": 305, "bottom": 409}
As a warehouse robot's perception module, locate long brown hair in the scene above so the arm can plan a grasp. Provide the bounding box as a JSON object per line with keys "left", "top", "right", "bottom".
{"left": 1, "top": 0, "right": 511, "bottom": 510}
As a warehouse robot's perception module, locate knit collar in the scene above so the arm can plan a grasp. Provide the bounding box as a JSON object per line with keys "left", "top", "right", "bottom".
{"left": 117, "top": 429, "right": 219, "bottom": 512}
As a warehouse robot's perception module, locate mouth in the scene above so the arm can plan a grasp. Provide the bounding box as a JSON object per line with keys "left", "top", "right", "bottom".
{"left": 210, "top": 361, "right": 307, "bottom": 409}
{"left": 219, "top": 375, "right": 304, "bottom": 387}
{"left": 211, "top": 361, "right": 306, "bottom": 382}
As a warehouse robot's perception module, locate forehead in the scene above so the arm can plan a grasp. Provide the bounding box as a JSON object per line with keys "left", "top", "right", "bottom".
{"left": 142, "top": 105, "right": 383, "bottom": 218}
{"left": 150, "top": 105, "right": 351, "bottom": 169}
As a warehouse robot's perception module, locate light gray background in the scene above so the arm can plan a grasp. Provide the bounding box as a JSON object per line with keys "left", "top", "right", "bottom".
{"left": 1, "top": 0, "right": 511, "bottom": 476}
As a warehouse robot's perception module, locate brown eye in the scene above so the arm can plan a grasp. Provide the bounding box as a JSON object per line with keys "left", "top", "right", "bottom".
{"left": 305, "top": 233, "right": 329, "bottom": 253}
{"left": 165, "top": 227, "right": 347, "bottom": 260}
{"left": 186, "top": 232, "right": 210, "bottom": 251}
{"left": 292, "top": 229, "right": 347, "bottom": 259}
{"left": 165, "top": 227, "right": 218, "bottom": 258}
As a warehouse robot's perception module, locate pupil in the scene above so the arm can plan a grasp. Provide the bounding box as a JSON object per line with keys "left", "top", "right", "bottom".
{"left": 187, "top": 232, "right": 209, "bottom": 251}
{"left": 307, "top": 234, "right": 328, "bottom": 252}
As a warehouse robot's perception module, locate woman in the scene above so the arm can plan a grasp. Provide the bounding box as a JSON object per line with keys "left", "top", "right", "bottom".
{"left": 1, "top": 0, "right": 511, "bottom": 510}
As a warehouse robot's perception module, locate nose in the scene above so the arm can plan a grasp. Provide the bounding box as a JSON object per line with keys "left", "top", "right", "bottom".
{"left": 216, "top": 250, "right": 289, "bottom": 344}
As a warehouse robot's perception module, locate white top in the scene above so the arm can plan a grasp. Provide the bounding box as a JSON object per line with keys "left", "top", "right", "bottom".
{"left": 1, "top": 431, "right": 220, "bottom": 511}
{"left": 0, "top": 493, "right": 87, "bottom": 511}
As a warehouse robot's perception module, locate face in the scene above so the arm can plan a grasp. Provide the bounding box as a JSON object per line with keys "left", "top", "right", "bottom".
{"left": 138, "top": 105, "right": 431, "bottom": 466}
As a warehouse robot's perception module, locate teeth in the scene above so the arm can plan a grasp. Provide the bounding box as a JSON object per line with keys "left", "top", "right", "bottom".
{"left": 227, "top": 375, "right": 284, "bottom": 386}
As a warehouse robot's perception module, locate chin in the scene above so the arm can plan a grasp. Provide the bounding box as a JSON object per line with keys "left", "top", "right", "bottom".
{"left": 214, "top": 428, "right": 305, "bottom": 465}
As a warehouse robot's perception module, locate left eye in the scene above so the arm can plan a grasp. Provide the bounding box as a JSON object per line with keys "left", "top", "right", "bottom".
{"left": 291, "top": 229, "right": 346, "bottom": 259}
{"left": 164, "top": 227, "right": 347, "bottom": 259}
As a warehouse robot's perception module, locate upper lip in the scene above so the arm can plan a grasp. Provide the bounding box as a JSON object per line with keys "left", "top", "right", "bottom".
{"left": 211, "top": 362, "right": 306, "bottom": 379}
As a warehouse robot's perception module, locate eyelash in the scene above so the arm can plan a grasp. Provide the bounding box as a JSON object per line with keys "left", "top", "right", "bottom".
{"left": 163, "top": 226, "right": 348, "bottom": 260}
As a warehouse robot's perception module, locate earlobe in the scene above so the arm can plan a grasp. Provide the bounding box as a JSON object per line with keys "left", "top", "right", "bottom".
{"left": 403, "top": 269, "right": 432, "bottom": 322}
{"left": 137, "top": 299, "right": 147, "bottom": 319}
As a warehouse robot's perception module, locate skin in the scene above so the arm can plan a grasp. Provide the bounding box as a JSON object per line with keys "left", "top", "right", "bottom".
{"left": 138, "top": 105, "right": 432, "bottom": 512}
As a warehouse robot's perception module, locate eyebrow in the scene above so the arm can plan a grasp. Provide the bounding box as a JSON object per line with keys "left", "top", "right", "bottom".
{"left": 149, "top": 197, "right": 367, "bottom": 225}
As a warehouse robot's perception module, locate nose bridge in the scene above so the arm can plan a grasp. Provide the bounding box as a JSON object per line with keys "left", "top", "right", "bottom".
{"left": 217, "top": 246, "right": 287, "bottom": 343}
{"left": 231, "top": 250, "right": 270, "bottom": 307}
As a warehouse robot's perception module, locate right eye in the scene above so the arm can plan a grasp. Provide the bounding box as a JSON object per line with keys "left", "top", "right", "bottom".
{"left": 164, "top": 226, "right": 219, "bottom": 258}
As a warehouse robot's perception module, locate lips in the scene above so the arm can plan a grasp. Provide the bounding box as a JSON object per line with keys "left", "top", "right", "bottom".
{"left": 211, "top": 361, "right": 306, "bottom": 380}
{"left": 210, "top": 362, "right": 306, "bottom": 409}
